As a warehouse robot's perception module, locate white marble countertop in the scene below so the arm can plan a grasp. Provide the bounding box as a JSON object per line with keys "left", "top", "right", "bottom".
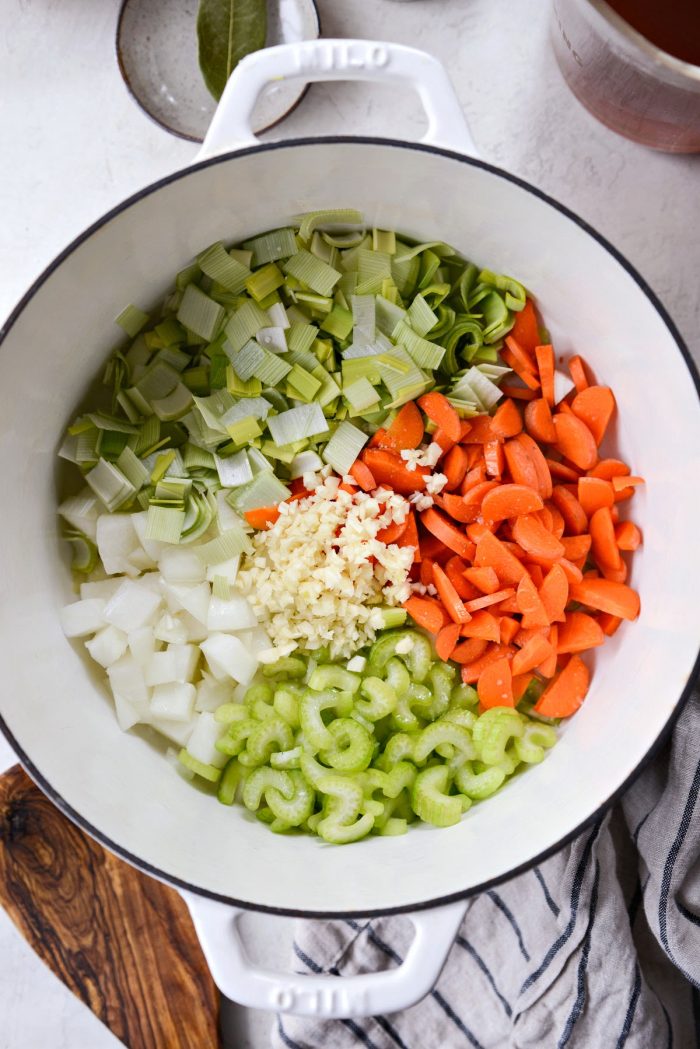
{"left": 0, "top": 0, "right": 698, "bottom": 1046}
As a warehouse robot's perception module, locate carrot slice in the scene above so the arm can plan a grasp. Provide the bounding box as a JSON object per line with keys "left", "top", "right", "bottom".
{"left": 539, "top": 563, "right": 568, "bottom": 624}
{"left": 463, "top": 480, "right": 500, "bottom": 510}
{"left": 577, "top": 476, "right": 614, "bottom": 516}
{"left": 526, "top": 563, "right": 545, "bottom": 588}
{"left": 361, "top": 449, "right": 428, "bottom": 493}
{"left": 481, "top": 483, "right": 544, "bottom": 524}
{"left": 504, "top": 336, "right": 537, "bottom": 375}
{"left": 451, "top": 637, "right": 489, "bottom": 664}
{"left": 546, "top": 458, "right": 581, "bottom": 482}
{"left": 524, "top": 398, "right": 557, "bottom": 444}
{"left": 433, "top": 564, "right": 471, "bottom": 624}
{"left": 512, "top": 515, "right": 565, "bottom": 564}
{"left": 516, "top": 573, "right": 550, "bottom": 628}
{"left": 417, "top": 392, "right": 461, "bottom": 443}
{"left": 461, "top": 415, "right": 494, "bottom": 444}
{"left": 244, "top": 506, "right": 280, "bottom": 529}
{"left": 349, "top": 459, "right": 376, "bottom": 492}
{"left": 534, "top": 655, "right": 590, "bottom": 718}
{"left": 432, "top": 427, "right": 457, "bottom": 456}
{"left": 484, "top": 440, "right": 505, "bottom": 479}
{"left": 571, "top": 386, "right": 616, "bottom": 446}
{"left": 514, "top": 433, "right": 553, "bottom": 499}
{"left": 512, "top": 634, "right": 554, "bottom": 676}
{"left": 460, "top": 643, "right": 513, "bottom": 683}
{"left": 560, "top": 534, "right": 592, "bottom": 561}
{"left": 396, "top": 511, "right": 421, "bottom": 561}
{"left": 598, "top": 612, "right": 623, "bottom": 636}
{"left": 463, "top": 566, "right": 500, "bottom": 595}
{"left": 491, "top": 398, "right": 523, "bottom": 439}
{"left": 546, "top": 502, "right": 566, "bottom": 539}
{"left": 436, "top": 492, "right": 474, "bottom": 524}
{"left": 460, "top": 463, "right": 487, "bottom": 495}
{"left": 615, "top": 521, "right": 642, "bottom": 551}
{"left": 502, "top": 348, "right": 541, "bottom": 390}
{"left": 403, "top": 595, "right": 449, "bottom": 634}
{"left": 465, "top": 588, "right": 516, "bottom": 613}
{"left": 460, "top": 610, "right": 501, "bottom": 642}
{"left": 420, "top": 558, "right": 435, "bottom": 587}
{"left": 445, "top": 556, "right": 477, "bottom": 599}
{"left": 474, "top": 531, "right": 528, "bottom": 587}
{"left": 510, "top": 299, "right": 540, "bottom": 354}
{"left": 503, "top": 437, "right": 540, "bottom": 491}
{"left": 535, "top": 344, "right": 555, "bottom": 407}
{"left": 559, "top": 558, "right": 584, "bottom": 584}
{"left": 512, "top": 672, "right": 535, "bottom": 702}
{"left": 553, "top": 413, "right": 598, "bottom": 470}
{"left": 443, "top": 445, "right": 469, "bottom": 490}
{"left": 551, "top": 485, "right": 588, "bottom": 535}
{"left": 612, "top": 475, "right": 645, "bottom": 492}
{"left": 589, "top": 506, "right": 622, "bottom": 570}
{"left": 420, "top": 507, "right": 473, "bottom": 560}
{"left": 557, "top": 611, "right": 605, "bottom": 653}
{"left": 499, "top": 616, "right": 520, "bottom": 645}
{"left": 436, "top": 623, "right": 461, "bottom": 662}
{"left": 588, "top": 459, "right": 630, "bottom": 480}
{"left": 387, "top": 401, "right": 425, "bottom": 450}
{"left": 418, "top": 531, "right": 454, "bottom": 564}
{"left": 568, "top": 355, "right": 590, "bottom": 393}
{"left": 601, "top": 561, "right": 628, "bottom": 583}
{"left": 500, "top": 384, "right": 538, "bottom": 402}
{"left": 368, "top": 427, "right": 397, "bottom": 449}
{"left": 478, "top": 657, "right": 514, "bottom": 709}
{"left": 569, "top": 578, "right": 640, "bottom": 620}
{"left": 539, "top": 625, "right": 559, "bottom": 678}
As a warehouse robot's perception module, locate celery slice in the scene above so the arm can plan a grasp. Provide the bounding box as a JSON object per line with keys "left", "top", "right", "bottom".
{"left": 322, "top": 421, "right": 368, "bottom": 475}
{"left": 225, "top": 416, "right": 262, "bottom": 446}
{"left": 243, "top": 228, "right": 298, "bottom": 266}
{"left": 267, "top": 403, "right": 328, "bottom": 446}
{"left": 287, "top": 364, "right": 322, "bottom": 401}
{"left": 255, "top": 326, "right": 287, "bottom": 354}
{"left": 283, "top": 250, "right": 341, "bottom": 297}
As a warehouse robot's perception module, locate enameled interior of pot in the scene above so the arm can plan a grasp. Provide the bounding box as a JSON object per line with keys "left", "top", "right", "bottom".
{"left": 1, "top": 141, "right": 698, "bottom": 914}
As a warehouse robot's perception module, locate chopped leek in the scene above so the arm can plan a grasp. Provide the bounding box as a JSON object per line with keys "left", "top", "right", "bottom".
{"left": 196, "top": 525, "right": 253, "bottom": 564}
{"left": 243, "top": 228, "right": 298, "bottom": 266}
{"left": 282, "top": 250, "right": 341, "bottom": 297}
{"left": 176, "top": 284, "right": 224, "bottom": 342}
{"left": 226, "top": 471, "right": 291, "bottom": 513}
{"left": 322, "top": 421, "right": 368, "bottom": 475}
{"left": 215, "top": 450, "right": 253, "bottom": 487}
{"left": 224, "top": 300, "right": 270, "bottom": 353}
{"left": 85, "top": 459, "right": 136, "bottom": 511}
{"left": 267, "top": 403, "right": 328, "bottom": 446}
{"left": 116, "top": 447, "right": 150, "bottom": 490}
{"left": 115, "top": 304, "right": 149, "bottom": 338}
{"left": 319, "top": 305, "right": 353, "bottom": 341}
{"left": 197, "top": 242, "right": 250, "bottom": 293}
{"left": 343, "top": 377, "right": 380, "bottom": 414}
{"left": 145, "top": 505, "right": 185, "bottom": 543}
{"left": 298, "top": 209, "right": 364, "bottom": 243}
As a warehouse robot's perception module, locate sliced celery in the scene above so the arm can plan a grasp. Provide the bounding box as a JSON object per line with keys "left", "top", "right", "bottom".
{"left": 394, "top": 320, "right": 445, "bottom": 370}
{"left": 287, "top": 365, "right": 322, "bottom": 402}
{"left": 225, "top": 416, "right": 262, "bottom": 446}
{"left": 116, "top": 447, "right": 149, "bottom": 490}
{"left": 298, "top": 209, "right": 363, "bottom": 243}
{"left": 372, "top": 229, "right": 396, "bottom": 254}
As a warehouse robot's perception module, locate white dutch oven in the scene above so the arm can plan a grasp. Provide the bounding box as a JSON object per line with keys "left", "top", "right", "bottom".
{"left": 1, "top": 40, "right": 699, "bottom": 1020}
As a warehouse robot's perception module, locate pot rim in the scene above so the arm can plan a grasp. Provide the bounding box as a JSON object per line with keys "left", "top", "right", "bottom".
{"left": 1, "top": 135, "right": 699, "bottom": 918}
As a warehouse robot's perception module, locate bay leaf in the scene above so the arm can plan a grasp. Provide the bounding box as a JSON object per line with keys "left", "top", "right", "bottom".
{"left": 197, "top": 0, "right": 268, "bottom": 102}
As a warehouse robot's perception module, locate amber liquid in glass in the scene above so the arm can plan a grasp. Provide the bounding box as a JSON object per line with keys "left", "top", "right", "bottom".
{"left": 606, "top": 0, "right": 700, "bottom": 65}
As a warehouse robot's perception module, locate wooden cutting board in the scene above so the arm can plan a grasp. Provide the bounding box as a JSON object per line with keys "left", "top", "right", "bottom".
{"left": 0, "top": 764, "right": 222, "bottom": 1049}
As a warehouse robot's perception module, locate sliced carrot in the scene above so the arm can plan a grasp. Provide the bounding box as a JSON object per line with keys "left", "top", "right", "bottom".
{"left": 460, "top": 610, "right": 501, "bottom": 643}
{"left": 244, "top": 506, "right": 281, "bottom": 529}
{"left": 589, "top": 506, "right": 622, "bottom": 570}
{"left": 577, "top": 476, "right": 614, "bottom": 516}
{"left": 615, "top": 521, "right": 642, "bottom": 551}
{"left": 496, "top": 594, "right": 521, "bottom": 614}
{"left": 560, "top": 534, "right": 592, "bottom": 561}
{"left": 559, "top": 558, "right": 584, "bottom": 584}
{"left": 500, "top": 383, "right": 537, "bottom": 402}
{"left": 571, "top": 386, "right": 616, "bottom": 446}
{"left": 431, "top": 427, "right": 457, "bottom": 456}
{"left": 598, "top": 612, "right": 623, "bottom": 637}
{"left": 535, "top": 344, "right": 555, "bottom": 407}
{"left": 601, "top": 561, "right": 628, "bottom": 583}
{"left": 546, "top": 458, "right": 581, "bottom": 482}
{"left": 396, "top": 511, "right": 421, "bottom": 561}
{"left": 557, "top": 611, "right": 605, "bottom": 653}
{"left": 588, "top": 459, "right": 630, "bottom": 480}
{"left": 417, "top": 392, "right": 461, "bottom": 443}
{"left": 516, "top": 573, "right": 550, "bottom": 629}
{"left": 484, "top": 440, "right": 505, "bottom": 479}
{"left": 474, "top": 531, "right": 528, "bottom": 587}
{"left": 547, "top": 502, "right": 566, "bottom": 539}
{"left": 502, "top": 348, "right": 541, "bottom": 390}
{"left": 504, "top": 335, "right": 537, "bottom": 375}
{"left": 368, "top": 427, "right": 397, "bottom": 449}
{"left": 481, "top": 483, "right": 544, "bottom": 523}
{"left": 551, "top": 485, "right": 588, "bottom": 535}
{"left": 499, "top": 616, "right": 521, "bottom": 645}
{"left": 524, "top": 398, "right": 557, "bottom": 444}
{"left": 612, "top": 475, "right": 645, "bottom": 493}
{"left": 436, "top": 492, "right": 474, "bottom": 524}
{"left": 433, "top": 563, "right": 471, "bottom": 624}
{"left": 478, "top": 657, "right": 514, "bottom": 709}
{"left": 610, "top": 505, "right": 620, "bottom": 524}
{"left": 361, "top": 449, "right": 428, "bottom": 494}
{"left": 460, "top": 420, "right": 473, "bottom": 441}
{"left": 491, "top": 398, "right": 523, "bottom": 440}
{"left": 504, "top": 437, "right": 540, "bottom": 490}
{"left": 460, "top": 643, "right": 512, "bottom": 683}
{"left": 534, "top": 655, "right": 590, "bottom": 718}
{"left": 436, "top": 623, "right": 461, "bottom": 662}
{"left": 569, "top": 578, "right": 640, "bottom": 620}
{"left": 376, "top": 518, "right": 409, "bottom": 544}
{"left": 553, "top": 413, "right": 598, "bottom": 470}
{"left": 539, "top": 625, "right": 559, "bottom": 677}
{"left": 526, "top": 563, "right": 545, "bottom": 588}
{"left": 568, "top": 355, "right": 590, "bottom": 393}
{"left": 420, "top": 558, "right": 435, "bottom": 587}
{"left": 534, "top": 505, "right": 555, "bottom": 533}
{"left": 465, "top": 588, "right": 516, "bottom": 613}
{"left": 445, "top": 556, "right": 477, "bottom": 600}
{"left": 420, "top": 507, "right": 473, "bottom": 559}
{"left": 402, "top": 595, "right": 449, "bottom": 634}
{"left": 500, "top": 540, "right": 527, "bottom": 561}
{"left": 462, "top": 480, "right": 501, "bottom": 510}
{"left": 461, "top": 415, "right": 494, "bottom": 444}
{"left": 460, "top": 463, "right": 487, "bottom": 495}
{"left": 451, "top": 637, "right": 489, "bottom": 664}
{"left": 512, "top": 634, "right": 554, "bottom": 676}
{"left": 349, "top": 459, "right": 376, "bottom": 492}
{"left": 418, "top": 530, "right": 454, "bottom": 564}
{"left": 463, "top": 566, "right": 500, "bottom": 595}
{"left": 514, "top": 433, "right": 553, "bottom": 499}
{"left": 510, "top": 299, "right": 540, "bottom": 354}
{"left": 443, "top": 445, "right": 469, "bottom": 490}
{"left": 512, "top": 515, "right": 565, "bottom": 564}
{"left": 387, "top": 401, "right": 424, "bottom": 450}
{"left": 514, "top": 625, "right": 549, "bottom": 647}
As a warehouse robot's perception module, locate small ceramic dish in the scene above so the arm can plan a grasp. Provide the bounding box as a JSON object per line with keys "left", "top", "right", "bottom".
{"left": 116, "top": 0, "right": 321, "bottom": 142}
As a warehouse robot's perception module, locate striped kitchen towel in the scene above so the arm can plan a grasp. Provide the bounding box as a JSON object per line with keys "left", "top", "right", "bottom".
{"left": 273, "top": 691, "right": 700, "bottom": 1048}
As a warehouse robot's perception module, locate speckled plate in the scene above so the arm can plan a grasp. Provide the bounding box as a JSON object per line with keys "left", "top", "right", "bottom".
{"left": 116, "top": 0, "right": 320, "bottom": 143}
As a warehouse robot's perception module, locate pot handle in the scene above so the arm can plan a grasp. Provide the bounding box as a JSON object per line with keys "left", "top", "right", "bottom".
{"left": 182, "top": 891, "right": 467, "bottom": 1018}
{"left": 198, "top": 39, "right": 478, "bottom": 160}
